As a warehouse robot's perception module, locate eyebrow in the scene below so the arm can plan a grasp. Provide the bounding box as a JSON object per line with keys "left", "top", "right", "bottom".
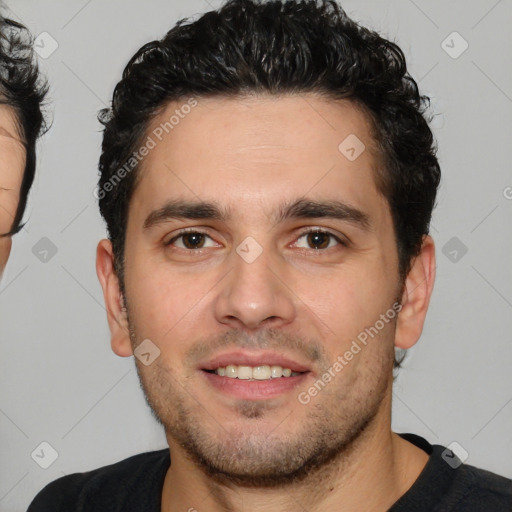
{"left": 143, "top": 197, "right": 372, "bottom": 231}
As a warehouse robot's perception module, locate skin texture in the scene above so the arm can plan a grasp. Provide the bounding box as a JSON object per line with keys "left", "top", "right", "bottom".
{"left": 0, "top": 105, "right": 26, "bottom": 276}
{"left": 97, "top": 94, "right": 436, "bottom": 512}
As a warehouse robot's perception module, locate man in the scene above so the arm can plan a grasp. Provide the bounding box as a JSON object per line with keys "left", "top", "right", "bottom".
{"left": 0, "top": 14, "right": 47, "bottom": 275}
{"left": 28, "top": 0, "right": 512, "bottom": 510}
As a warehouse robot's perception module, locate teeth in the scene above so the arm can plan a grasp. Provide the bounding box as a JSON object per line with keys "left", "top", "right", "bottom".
{"left": 237, "top": 366, "right": 253, "bottom": 380}
{"left": 253, "top": 365, "right": 271, "bottom": 380}
{"left": 270, "top": 365, "right": 283, "bottom": 378}
{"left": 212, "top": 364, "right": 302, "bottom": 380}
{"left": 225, "top": 365, "right": 237, "bottom": 378}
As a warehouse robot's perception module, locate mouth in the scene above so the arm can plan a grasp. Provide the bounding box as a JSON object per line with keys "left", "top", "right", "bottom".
{"left": 203, "top": 364, "right": 304, "bottom": 380}
{"left": 199, "top": 352, "right": 312, "bottom": 400}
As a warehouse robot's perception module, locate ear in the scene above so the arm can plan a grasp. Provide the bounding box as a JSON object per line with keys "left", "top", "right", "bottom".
{"left": 96, "top": 239, "right": 133, "bottom": 357}
{"left": 395, "top": 235, "right": 436, "bottom": 350}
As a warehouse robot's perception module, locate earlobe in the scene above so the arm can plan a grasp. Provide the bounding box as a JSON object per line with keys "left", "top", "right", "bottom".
{"left": 96, "top": 239, "right": 133, "bottom": 357}
{"left": 395, "top": 235, "right": 436, "bottom": 350}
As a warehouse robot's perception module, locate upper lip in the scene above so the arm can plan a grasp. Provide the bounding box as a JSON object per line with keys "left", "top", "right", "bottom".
{"left": 199, "top": 351, "right": 311, "bottom": 373}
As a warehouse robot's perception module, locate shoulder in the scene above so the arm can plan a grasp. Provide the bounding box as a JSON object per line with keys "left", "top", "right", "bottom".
{"left": 27, "top": 449, "right": 169, "bottom": 512}
{"left": 451, "top": 462, "right": 512, "bottom": 510}
{"left": 394, "top": 433, "right": 512, "bottom": 511}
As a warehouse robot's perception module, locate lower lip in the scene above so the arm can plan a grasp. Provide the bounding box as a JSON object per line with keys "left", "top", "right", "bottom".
{"left": 201, "top": 370, "right": 310, "bottom": 400}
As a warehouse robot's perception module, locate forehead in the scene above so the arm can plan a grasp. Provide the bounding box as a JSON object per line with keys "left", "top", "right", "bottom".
{"left": 131, "top": 93, "right": 388, "bottom": 224}
{"left": 0, "top": 104, "right": 21, "bottom": 139}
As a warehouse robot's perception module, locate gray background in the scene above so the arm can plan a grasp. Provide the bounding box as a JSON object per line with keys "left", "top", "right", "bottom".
{"left": 0, "top": 0, "right": 511, "bottom": 510}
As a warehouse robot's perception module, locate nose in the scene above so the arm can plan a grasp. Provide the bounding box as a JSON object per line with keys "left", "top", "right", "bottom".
{"left": 213, "top": 241, "right": 297, "bottom": 331}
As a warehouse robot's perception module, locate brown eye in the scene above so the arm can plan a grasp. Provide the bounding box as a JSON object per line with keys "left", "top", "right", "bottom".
{"left": 306, "top": 231, "right": 331, "bottom": 249}
{"left": 294, "top": 230, "right": 343, "bottom": 251}
{"left": 181, "top": 232, "right": 206, "bottom": 249}
{"left": 167, "top": 231, "right": 217, "bottom": 250}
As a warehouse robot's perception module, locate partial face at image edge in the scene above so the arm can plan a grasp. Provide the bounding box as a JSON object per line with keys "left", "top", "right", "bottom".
{"left": 0, "top": 105, "right": 26, "bottom": 276}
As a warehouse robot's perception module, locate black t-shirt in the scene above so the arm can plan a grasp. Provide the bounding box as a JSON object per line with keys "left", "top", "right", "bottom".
{"left": 27, "top": 433, "right": 512, "bottom": 511}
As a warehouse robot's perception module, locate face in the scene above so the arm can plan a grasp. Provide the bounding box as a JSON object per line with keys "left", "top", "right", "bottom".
{"left": 0, "top": 105, "right": 26, "bottom": 275}
{"left": 98, "top": 94, "right": 434, "bottom": 484}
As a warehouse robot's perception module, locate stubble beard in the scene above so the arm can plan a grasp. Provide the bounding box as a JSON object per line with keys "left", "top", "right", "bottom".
{"left": 131, "top": 327, "right": 394, "bottom": 487}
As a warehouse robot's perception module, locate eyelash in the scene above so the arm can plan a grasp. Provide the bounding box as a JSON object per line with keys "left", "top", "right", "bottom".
{"left": 165, "top": 227, "right": 348, "bottom": 254}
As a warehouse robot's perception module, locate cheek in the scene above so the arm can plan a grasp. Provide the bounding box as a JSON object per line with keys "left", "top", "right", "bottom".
{"left": 0, "top": 192, "right": 19, "bottom": 234}
{"left": 0, "top": 237, "right": 12, "bottom": 273}
{"left": 300, "top": 264, "right": 394, "bottom": 326}
{"left": 125, "top": 260, "right": 216, "bottom": 341}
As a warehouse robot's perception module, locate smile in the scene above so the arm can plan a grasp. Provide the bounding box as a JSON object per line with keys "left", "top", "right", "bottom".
{"left": 205, "top": 364, "right": 304, "bottom": 380}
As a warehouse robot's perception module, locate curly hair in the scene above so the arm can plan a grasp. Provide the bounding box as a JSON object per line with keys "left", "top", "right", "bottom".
{"left": 98, "top": 0, "right": 441, "bottom": 342}
{"left": 0, "top": 14, "right": 49, "bottom": 236}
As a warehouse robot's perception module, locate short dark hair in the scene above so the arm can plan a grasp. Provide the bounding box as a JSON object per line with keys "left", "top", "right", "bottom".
{"left": 0, "top": 14, "right": 48, "bottom": 237}
{"left": 98, "top": 0, "right": 440, "bottom": 298}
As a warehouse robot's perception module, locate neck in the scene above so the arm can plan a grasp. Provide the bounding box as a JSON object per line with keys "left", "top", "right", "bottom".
{"left": 160, "top": 397, "right": 429, "bottom": 512}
